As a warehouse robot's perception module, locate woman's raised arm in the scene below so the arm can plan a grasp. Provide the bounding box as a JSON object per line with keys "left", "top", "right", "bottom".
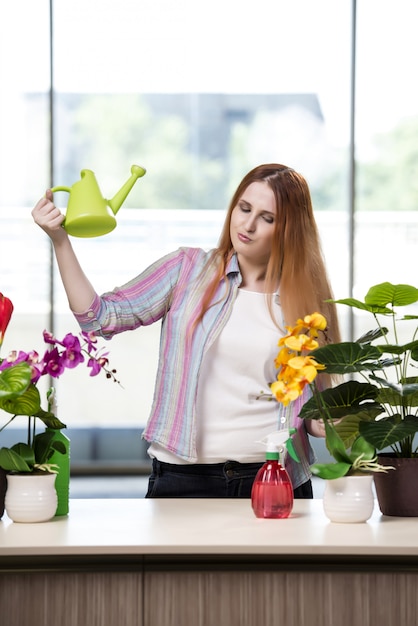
{"left": 32, "top": 190, "right": 97, "bottom": 313}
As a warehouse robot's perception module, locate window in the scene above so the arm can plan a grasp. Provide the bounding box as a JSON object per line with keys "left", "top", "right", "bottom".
{"left": 1, "top": 0, "right": 417, "bottom": 448}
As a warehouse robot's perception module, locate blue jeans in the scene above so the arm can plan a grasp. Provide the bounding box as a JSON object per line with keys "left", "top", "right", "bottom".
{"left": 145, "top": 459, "right": 313, "bottom": 499}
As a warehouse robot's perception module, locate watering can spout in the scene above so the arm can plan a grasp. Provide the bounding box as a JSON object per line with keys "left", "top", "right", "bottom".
{"left": 107, "top": 165, "right": 146, "bottom": 214}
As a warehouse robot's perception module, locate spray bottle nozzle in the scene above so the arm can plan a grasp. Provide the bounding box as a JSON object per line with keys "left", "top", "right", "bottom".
{"left": 258, "top": 428, "right": 299, "bottom": 463}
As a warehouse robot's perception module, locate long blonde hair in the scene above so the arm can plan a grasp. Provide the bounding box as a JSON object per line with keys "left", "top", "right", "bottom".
{"left": 196, "top": 164, "right": 341, "bottom": 346}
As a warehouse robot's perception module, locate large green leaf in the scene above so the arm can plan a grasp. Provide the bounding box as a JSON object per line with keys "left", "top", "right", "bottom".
{"left": 334, "top": 414, "right": 361, "bottom": 447}
{"left": 327, "top": 296, "right": 393, "bottom": 315}
{"left": 374, "top": 379, "right": 418, "bottom": 406}
{"left": 299, "top": 381, "right": 383, "bottom": 421}
{"left": 350, "top": 435, "right": 376, "bottom": 462}
{"left": 355, "top": 327, "right": 388, "bottom": 345}
{"left": 359, "top": 414, "right": 418, "bottom": 450}
{"left": 365, "top": 283, "right": 418, "bottom": 308}
{"left": 310, "top": 342, "right": 386, "bottom": 374}
{"left": 328, "top": 283, "right": 418, "bottom": 314}
{"left": 0, "top": 445, "right": 33, "bottom": 472}
{"left": 376, "top": 339, "right": 418, "bottom": 356}
{"left": 34, "top": 430, "right": 66, "bottom": 464}
{"left": 35, "top": 408, "right": 66, "bottom": 430}
{"left": 310, "top": 462, "right": 352, "bottom": 480}
{"left": 0, "top": 383, "right": 41, "bottom": 416}
{"left": 371, "top": 357, "right": 401, "bottom": 369}
{"left": 11, "top": 442, "right": 35, "bottom": 464}
{"left": 333, "top": 410, "right": 379, "bottom": 447}
{"left": 0, "top": 363, "right": 32, "bottom": 399}
{"left": 323, "top": 419, "right": 351, "bottom": 462}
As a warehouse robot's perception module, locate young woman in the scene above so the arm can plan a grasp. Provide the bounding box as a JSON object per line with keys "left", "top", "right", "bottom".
{"left": 32, "top": 163, "right": 341, "bottom": 499}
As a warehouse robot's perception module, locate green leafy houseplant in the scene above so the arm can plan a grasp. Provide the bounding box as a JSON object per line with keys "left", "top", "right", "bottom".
{"left": 270, "top": 310, "right": 391, "bottom": 480}
{"left": 281, "top": 282, "right": 418, "bottom": 481}
{"left": 0, "top": 292, "right": 119, "bottom": 474}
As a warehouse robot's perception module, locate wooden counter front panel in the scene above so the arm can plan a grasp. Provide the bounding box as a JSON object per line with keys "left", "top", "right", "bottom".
{"left": 0, "top": 571, "right": 143, "bottom": 626}
{"left": 2, "top": 568, "right": 418, "bottom": 626}
{"left": 145, "top": 570, "right": 418, "bottom": 626}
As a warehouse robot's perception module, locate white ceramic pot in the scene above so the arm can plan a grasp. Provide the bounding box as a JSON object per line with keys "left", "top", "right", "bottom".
{"left": 5, "top": 472, "right": 57, "bottom": 523}
{"left": 323, "top": 475, "right": 375, "bottom": 523}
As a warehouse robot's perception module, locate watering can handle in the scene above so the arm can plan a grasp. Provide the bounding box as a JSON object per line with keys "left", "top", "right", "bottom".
{"left": 50, "top": 186, "right": 71, "bottom": 194}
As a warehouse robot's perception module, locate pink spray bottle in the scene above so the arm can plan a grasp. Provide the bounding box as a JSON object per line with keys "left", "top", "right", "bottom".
{"left": 251, "top": 428, "right": 299, "bottom": 519}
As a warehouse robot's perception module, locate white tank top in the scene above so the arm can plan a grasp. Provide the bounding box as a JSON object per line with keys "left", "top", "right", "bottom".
{"left": 149, "top": 289, "right": 285, "bottom": 464}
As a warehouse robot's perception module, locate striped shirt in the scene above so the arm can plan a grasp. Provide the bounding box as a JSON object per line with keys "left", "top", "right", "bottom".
{"left": 74, "top": 247, "right": 315, "bottom": 487}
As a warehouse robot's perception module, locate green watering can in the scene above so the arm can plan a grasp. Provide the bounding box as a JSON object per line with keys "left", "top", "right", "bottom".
{"left": 51, "top": 164, "right": 146, "bottom": 237}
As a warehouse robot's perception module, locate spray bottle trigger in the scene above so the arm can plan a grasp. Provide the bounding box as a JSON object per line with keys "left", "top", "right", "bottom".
{"left": 285, "top": 438, "right": 300, "bottom": 463}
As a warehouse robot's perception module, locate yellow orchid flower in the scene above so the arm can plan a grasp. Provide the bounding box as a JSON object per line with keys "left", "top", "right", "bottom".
{"left": 271, "top": 312, "right": 328, "bottom": 407}
{"left": 303, "top": 312, "right": 327, "bottom": 331}
{"left": 284, "top": 333, "right": 319, "bottom": 352}
{"left": 288, "top": 355, "right": 325, "bottom": 374}
{"left": 288, "top": 359, "right": 320, "bottom": 386}
{"left": 291, "top": 312, "right": 327, "bottom": 339}
{"left": 274, "top": 347, "right": 292, "bottom": 368}
{"left": 271, "top": 379, "right": 303, "bottom": 406}
{"left": 276, "top": 363, "right": 299, "bottom": 383}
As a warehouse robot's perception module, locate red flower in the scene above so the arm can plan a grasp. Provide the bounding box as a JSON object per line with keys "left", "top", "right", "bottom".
{"left": 0, "top": 293, "right": 13, "bottom": 347}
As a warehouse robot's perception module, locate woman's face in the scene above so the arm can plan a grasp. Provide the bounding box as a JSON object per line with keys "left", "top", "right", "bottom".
{"left": 230, "top": 181, "right": 277, "bottom": 267}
